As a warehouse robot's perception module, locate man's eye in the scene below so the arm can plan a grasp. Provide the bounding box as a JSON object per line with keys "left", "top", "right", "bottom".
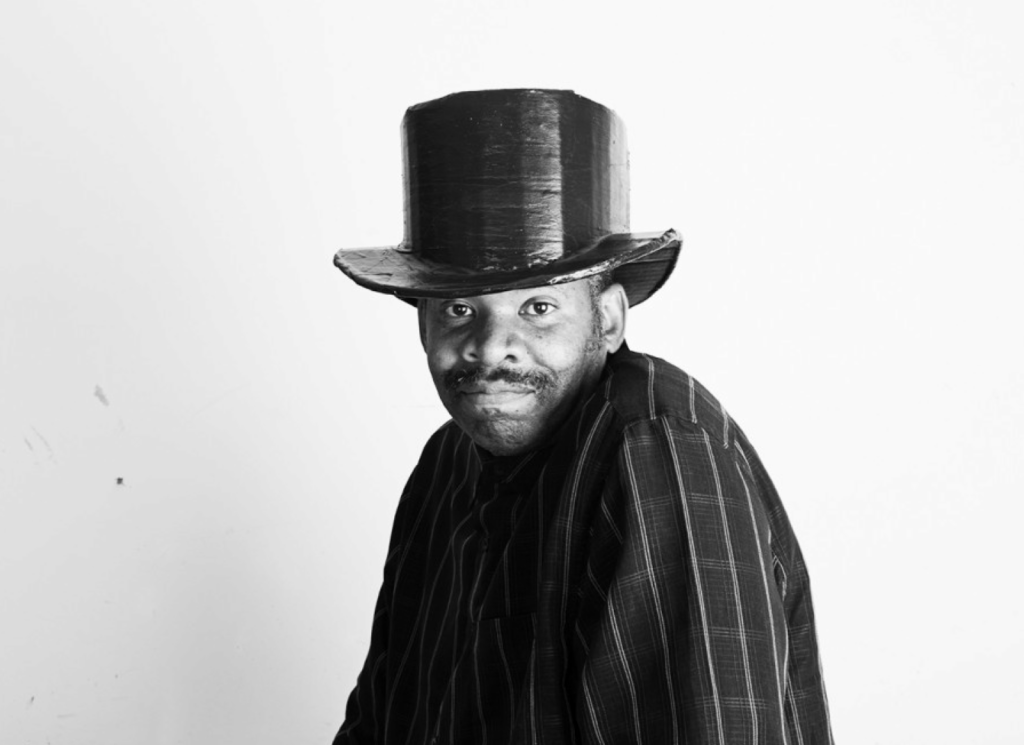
{"left": 523, "top": 301, "right": 554, "bottom": 316}
{"left": 443, "top": 303, "right": 473, "bottom": 318}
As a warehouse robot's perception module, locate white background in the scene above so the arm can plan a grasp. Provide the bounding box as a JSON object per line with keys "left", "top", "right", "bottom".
{"left": 2, "top": 1, "right": 1022, "bottom": 743}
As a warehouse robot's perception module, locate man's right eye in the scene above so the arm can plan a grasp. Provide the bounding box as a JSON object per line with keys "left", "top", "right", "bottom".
{"left": 443, "top": 303, "right": 473, "bottom": 318}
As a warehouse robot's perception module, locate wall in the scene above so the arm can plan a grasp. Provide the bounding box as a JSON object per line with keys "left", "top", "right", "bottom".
{"left": 2, "top": 1, "right": 1022, "bottom": 742}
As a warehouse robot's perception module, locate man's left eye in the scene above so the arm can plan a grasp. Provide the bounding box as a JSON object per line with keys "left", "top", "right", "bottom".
{"left": 523, "top": 301, "right": 554, "bottom": 316}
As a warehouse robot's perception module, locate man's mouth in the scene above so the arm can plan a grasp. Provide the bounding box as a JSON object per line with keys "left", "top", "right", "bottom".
{"left": 458, "top": 381, "right": 533, "bottom": 394}
{"left": 458, "top": 385, "right": 535, "bottom": 403}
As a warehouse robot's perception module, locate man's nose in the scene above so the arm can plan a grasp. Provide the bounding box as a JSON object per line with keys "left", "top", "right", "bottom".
{"left": 462, "top": 312, "right": 521, "bottom": 367}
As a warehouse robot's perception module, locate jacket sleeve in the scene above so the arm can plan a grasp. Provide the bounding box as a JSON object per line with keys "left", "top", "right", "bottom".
{"left": 332, "top": 579, "right": 390, "bottom": 744}
{"left": 570, "top": 415, "right": 832, "bottom": 744}
{"left": 332, "top": 465, "right": 417, "bottom": 744}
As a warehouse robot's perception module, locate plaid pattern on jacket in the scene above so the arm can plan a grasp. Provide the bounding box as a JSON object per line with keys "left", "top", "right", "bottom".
{"left": 335, "top": 345, "right": 833, "bottom": 744}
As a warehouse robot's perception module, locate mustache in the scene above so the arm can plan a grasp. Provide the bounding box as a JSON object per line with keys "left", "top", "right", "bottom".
{"left": 442, "top": 366, "right": 553, "bottom": 392}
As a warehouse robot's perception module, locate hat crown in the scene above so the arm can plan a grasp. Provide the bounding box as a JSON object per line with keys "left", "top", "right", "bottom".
{"left": 401, "top": 89, "right": 630, "bottom": 271}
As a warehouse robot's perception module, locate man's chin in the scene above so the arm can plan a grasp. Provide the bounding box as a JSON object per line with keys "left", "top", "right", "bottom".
{"left": 454, "top": 415, "right": 546, "bottom": 457}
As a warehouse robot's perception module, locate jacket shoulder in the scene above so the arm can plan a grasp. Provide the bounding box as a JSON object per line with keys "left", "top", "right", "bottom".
{"left": 602, "top": 347, "right": 734, "bottom": 446}
{"left": 399, "top": 419, "right": 476, "bottom": 500}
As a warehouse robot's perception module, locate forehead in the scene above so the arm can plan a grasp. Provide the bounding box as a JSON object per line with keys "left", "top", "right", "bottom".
{"left": 424, "top": 278, "right": 592, "bottom": 307}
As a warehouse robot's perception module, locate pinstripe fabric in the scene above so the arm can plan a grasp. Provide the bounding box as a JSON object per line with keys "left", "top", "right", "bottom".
{"left": 334, "top": 345, "right": 833, "bottom": 744}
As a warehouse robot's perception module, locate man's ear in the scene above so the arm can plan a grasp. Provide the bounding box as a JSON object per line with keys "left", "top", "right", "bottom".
{"left": 417, "top": 299, "right": 428, "bottom": 351}
{"left": 599, "top": 283, "right": 628, "bottom": 353}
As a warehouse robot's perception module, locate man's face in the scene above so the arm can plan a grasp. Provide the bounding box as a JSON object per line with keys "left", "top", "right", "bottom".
{"left": 419, "top": 278, "right": 626, "bottom": 456}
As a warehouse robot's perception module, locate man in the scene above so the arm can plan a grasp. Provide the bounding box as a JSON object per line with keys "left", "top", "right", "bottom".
{"left": 332, "top": 89, "right": 833, "bottom": 744}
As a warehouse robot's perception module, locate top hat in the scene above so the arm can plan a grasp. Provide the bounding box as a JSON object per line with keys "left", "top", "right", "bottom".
{"left": 334, "top": 89, "right": 681, "bottom": 306}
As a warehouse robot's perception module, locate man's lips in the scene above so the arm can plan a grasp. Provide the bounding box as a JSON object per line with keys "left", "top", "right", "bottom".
{"left": 455, "top": 384, "right": 535, "bottom": 407}
{"left": 458, "top": 385, "right": 534, "bottom": 400}
{"left": 458, "top": 383, "right": 534, "bottom": 395}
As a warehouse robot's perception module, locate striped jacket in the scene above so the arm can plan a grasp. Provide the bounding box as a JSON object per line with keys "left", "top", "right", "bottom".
{"left": 335, "top": 345, "right": 833, "bottom": 744}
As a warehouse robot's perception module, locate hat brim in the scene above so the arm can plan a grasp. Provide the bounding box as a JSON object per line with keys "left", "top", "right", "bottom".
{"left": 334, "top": 229, "right": 681, "bottom": 308}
